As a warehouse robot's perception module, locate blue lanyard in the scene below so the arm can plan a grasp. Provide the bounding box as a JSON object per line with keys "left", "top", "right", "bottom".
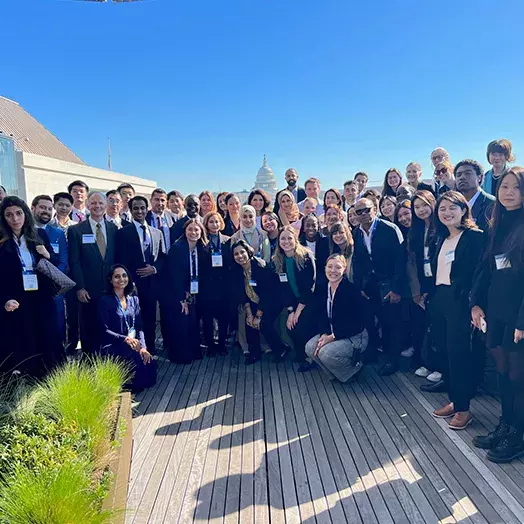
{"left": 210, "top": 236, "right": 222, "bottom": 254}
{"left": 114, "top": 295, "right": 134, "bottom": 333}
{"left": 14, "top": 238, "right": 35, "bottom": 272}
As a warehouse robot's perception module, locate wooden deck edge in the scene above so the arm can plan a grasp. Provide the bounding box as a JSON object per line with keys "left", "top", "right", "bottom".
{"left": 102, "top": 391, "right": 133, "bottom": 523}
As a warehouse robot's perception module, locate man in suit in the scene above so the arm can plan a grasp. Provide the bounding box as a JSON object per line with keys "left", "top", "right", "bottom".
{"left": 105, "top": 189, "right": 130, "bottom": 229}
{"left": 169, "top": 194, "right": 201, "bottom": 244}
{"left": 116, "top": 195, "right": 166, "bottom": 353}
{"left": 69, "top": 191, "right": 117, "bottom": 354}
{"left": 117, "top": 183, "right": 135, "bottom": 222}
{"left": 353, "top": 198, "right": 407, "bottom": 376}
{"left": 274, "top": 168, "right": 306, "bottom": 214}
{"left": 146, "top": 188, "right": 175, "bottom": 251}
{"left": 32, "top": 194, "right": 69, "bottom": 344}
{"left": 68, "top": 180, "right": 90, "bottom": 222}
{"left": 455, "top": 159, "right": 495, "bottom": 232}
{"left": 298, "top": 177, "right": 324, "bottom": 215}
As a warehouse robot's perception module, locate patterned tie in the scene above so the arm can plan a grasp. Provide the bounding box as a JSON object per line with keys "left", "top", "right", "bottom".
{"left": 77, "top": 212, "right": 84, "bottom": 222}
{"left": 141, "top": 225, "right": 151, "bottom": 264}
{"left": 96, "top": 223, "right": 106, "bottom": 258}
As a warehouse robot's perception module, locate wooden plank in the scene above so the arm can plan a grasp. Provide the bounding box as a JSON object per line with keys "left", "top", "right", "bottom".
{"left": 208, "top": 350, "right": 241, "bottom": 524}
{"left": 395, "top": 373, "right": 523, "bottom": 524}
{"left": 365, "top": 371, "right": 481, "bottom": 524}
{"left": 192, "top": 353, "right": 234, "bottom": 522}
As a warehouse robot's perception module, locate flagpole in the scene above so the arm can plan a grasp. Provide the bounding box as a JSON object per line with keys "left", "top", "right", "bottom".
{"left": 107, "top": 137, "right": 112, "bottom": 170}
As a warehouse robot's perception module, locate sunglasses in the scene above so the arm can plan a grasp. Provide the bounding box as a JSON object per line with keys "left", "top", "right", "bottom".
{"left": 435, "top": 168, "right": 448, "bottom": 175}
{"left": 355, "top": 207, "right": 372, "bottom": 216}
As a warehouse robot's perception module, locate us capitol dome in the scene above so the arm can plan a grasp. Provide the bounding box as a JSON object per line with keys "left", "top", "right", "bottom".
{"left": 254, "top": 155, "right": 277, "bottom": 198}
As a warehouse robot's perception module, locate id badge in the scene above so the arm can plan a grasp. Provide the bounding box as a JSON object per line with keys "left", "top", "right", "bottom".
{"left": 249, "top": 279, "right": 257, "bottom": 287}
{"left": 51, "top": 242, "right": 60, "bottom": 254}
{"left": 495, "top": 254, "right": 511, "bottom": 270}
{"left": 82, "top": 234, "right": 95, "bottom": 244}
{"left": 212, "top": 254, "right": 223, "bottom": 267}
{"left": 128, "top": 328, "right": 136, "bottom": 339}
{"left": 23, "top": 270, "right": 39, "bottom": 291}
{"left": 279, "top": 273, "right": 288, "bottom": 283}
{"left": 423, "top": 261, "right": 433, "bottom": 277}
{"left": 190, "top": 279, "right": 199, "bottom": 294}
{"left": 445, "top": 250, "right": 455, "bottom": 264}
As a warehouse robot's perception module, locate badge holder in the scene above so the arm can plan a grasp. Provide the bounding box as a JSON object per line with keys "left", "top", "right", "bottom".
{"left": 23, "top": 270, "right": 39, "bottom": 291}
{"left": 212, "top": 253, "right": 223, "bottom": 267}
{"left": 279, "top": 273, "right": 288, "bottom": 283}
{"left": 190, "top": 278, "right": 199, "bottom": 294}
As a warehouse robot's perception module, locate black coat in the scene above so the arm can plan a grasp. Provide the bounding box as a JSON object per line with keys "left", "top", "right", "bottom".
{"left": 353, "top": 218, "right": 407, "bottom": 295}
{"left": 313, "top": 277, "right": 365, "bottom": 339}
{"left": 274, "top": 186, "right": 307, "bottom": 215}
{"left": 271, "top": 252, "right": 316, "bottom": 308}
{"left": 470, "top": 189, "right": 495, "bottom": 232}
{"left": 410, "top": 222, "right": 438, "bottom": 295}
{"left": 203, "top": 233, "right": 231, "bottom": 302}
{"left": 300, "top": 235, "right": 329, "bottom": 271}
{"left": 430, "top": 228, "right": 484, "bottom": 305}
{"left": 68, "top": 220, "right": 117, "bottom": 298}
{"left": 230, "top": 257, "right": 275, "bottom": 313}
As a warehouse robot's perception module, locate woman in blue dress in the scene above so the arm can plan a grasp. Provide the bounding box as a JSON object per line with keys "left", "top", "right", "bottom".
{"left": 99, "top": 264, "right": 156, "bottom": 393}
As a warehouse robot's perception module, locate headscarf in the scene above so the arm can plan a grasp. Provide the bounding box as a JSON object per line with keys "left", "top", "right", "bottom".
{"left": 277, "top": 190, "right": 300, "bottom": 226}
{"left": 240, "top": 205, "right": 257, "bottom": 234}
{"left": 239, "top": 204, "right": 264, "bottom": 255}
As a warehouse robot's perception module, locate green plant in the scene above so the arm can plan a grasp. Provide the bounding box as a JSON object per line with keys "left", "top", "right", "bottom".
{"left": 0, "top": 460, "right": 112, "bottom": 524}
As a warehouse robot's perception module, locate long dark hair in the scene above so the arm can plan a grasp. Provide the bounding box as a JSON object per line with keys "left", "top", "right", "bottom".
{"left": 382, "top": 168, "right": 403, "bottom": 196}
{"left": 394, "top": 199, "right": 412, "bottom": 239}
{"left": 409, "top": 190, "right": 436, "bottom": 250}
{"left": 488, "top": 167, "right": 524, "bottom": 270}
{"left": 247, "top": 189, "right": 271, "bottom": 215}
{"left": 0, "top": 196, "right": 42, "bottom": 246}
{"left": 323, "top": 188, "right": 342, "bottom": 213}
{"left": 434, "top": 191, "right": 477, "bottom": 238}
{"left": 106, "top": 264, "right": 135, "bottom": 296}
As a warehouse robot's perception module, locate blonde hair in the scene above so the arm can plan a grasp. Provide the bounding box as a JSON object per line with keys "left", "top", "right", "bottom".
{"left": 272, "top": 225, "right": 311, "bottom": 274}
{"left": 203, "top": 211, "right": 225, "bottom": 232}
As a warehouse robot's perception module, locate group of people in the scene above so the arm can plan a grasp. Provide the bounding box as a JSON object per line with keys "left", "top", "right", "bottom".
{"left": 0, "top": 138, "right": 523, "bottom": 464}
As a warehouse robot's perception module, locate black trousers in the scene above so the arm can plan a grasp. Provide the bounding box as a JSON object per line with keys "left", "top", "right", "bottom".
{"left": 65, "top": 288, "right": 79, "bottom": 352}
{"left": 136, "top": 284, "right": 159, "bottom": 354}
{"left": 245, "top": 303, "right": 262, "bottom": 358}
{"left": 430, "top": 285, "right": 474, "bottom": 412}
{"left": 79, "top": 296, "right": 102, "bottom": 354}
{"left": 202, "top": 298, "right": 229, "bottom": 352}
{"left": 166, "top": 298, "right": 202, "bottom": 364}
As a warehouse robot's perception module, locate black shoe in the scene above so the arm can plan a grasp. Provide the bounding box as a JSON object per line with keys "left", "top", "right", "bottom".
{"left": 273, "top": 345, "right": 290, "bottom": 363}
{"left": 473, "top": 418, "right": 510, "bottom": 450}
{"left": 486, "top": 426, "right": 524, "bottom": 463}
{"left": 378, "top": 362, "right": 398, "bottom": 376}
{"left": 298, "top": 361, "right": 315, "bottom": 373}
{"left": 420, "top": 380, "right": 447, "bottom": 393}
{"left": 245, "top": 354, "right": 260, "bottom": 365}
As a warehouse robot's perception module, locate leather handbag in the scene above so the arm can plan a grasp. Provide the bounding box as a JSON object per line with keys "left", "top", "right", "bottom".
{"left": 36, "top": 258, "right": 76, "bottom": 297}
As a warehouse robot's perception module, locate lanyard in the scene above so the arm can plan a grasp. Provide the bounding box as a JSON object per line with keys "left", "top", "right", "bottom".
{"left": 327, "top": 283, "right": 336, "bottom": 320}
{"left": 14, "top": 238, "right": 34, "bottom": 271}
{"left": 114, "top": 295, "right": 134, "bottom": 333}
{"left": 190, "top": 248, "right": 199, "bottom": 279}
{"left": 209, "top": 236, "right": 222, "bottom": 254}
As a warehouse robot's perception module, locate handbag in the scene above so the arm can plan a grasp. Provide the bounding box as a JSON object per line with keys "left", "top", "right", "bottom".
{"left": 36, "top": 258, "right": 76, "bottom": 297}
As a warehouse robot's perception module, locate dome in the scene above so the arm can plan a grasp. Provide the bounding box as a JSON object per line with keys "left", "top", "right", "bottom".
{"left": 255, "top": 155, "right": 277, "bottom": 194}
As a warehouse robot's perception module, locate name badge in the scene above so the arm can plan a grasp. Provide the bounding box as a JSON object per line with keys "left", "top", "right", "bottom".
{"left": 51, "top": 242, "right": 60, "bottom": 254}
{"left": 423, "top": 261, "right": 433, "bottom": 277}
{"left": 23, "top": 270, "right": 39, "bottom": 291}
{"left": 249, "top": 279, "right": 257, "bottom": 287}
{"left": 495, "top": 254, "right": 511, "bottom": 270}
{"left": 445, "top": 250, "right": 455, "bottom": 264}
{"left": 82, "top": 234, "right": 95, "bottom": 244}
{"left": 128, "top": 327, "right": 136, "bottom": 339}
{"left": 212, "top": 254, "right": 223, "bottom": 267}
{"left": 190, "top": 279, "right": 199, "bottom": 294}
{"left": 279, "top": 273, "right": 288, "bottom": 283}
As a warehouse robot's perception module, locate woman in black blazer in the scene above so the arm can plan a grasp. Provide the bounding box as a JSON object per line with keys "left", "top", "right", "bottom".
{"left": 269, "top": 225, "right": 317, "bottom": 370}
{"left": 299, "top": 213, "right": 329, "bottom": 269}
{"left": 201, "top": 212, "right": 231, "bottom": 356}
{"left": 165, "top": 218, "right": 210, "bottom": 364}
{"left": 429, "top": 191, "right": 484, "bottom": 430}
{"left": 305, "top": 254, "right": 368, "bottom": 382}
{"left": 229, "top": 239, "right": 289, "bottom": 364}
{"left": 0, "top": 196, "right": 62, "bottom": 377}
{"left": 471, "top": 168, "right": 524, "bottom": 462}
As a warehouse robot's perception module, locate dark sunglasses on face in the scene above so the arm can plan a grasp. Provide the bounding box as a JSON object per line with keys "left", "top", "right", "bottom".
{"left": 355, "top": 207, "right": 372, "bottom": 216}
{"left": 436, "top": 168, "right": 448, "bottom": 175}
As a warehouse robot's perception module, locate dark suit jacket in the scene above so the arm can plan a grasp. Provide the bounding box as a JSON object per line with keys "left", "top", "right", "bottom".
{"left": 274, "top": 186, "right": 306, "bottom": 215}
{"left": 353, "top": 218, "right": 407, "bottom": 295}
{"left": 146, "top": 210, "right": 175, "bottom": 229}
{"left": 430, "top": 228, "right": 484, "bottom": 304}
{"left": 41, "top": 225, "right": 68, "bottom": 273}
{"left": 313, "top": 277, "right": 365, "bottom": 339}
{"left": 470, "top": 189, "right": 495, "bottom": 232}
{"left": 115, "top": 222, "right": 165, "bottom": 292}
{"left": 68, "top": 220, "right": 117, "bottom": 297}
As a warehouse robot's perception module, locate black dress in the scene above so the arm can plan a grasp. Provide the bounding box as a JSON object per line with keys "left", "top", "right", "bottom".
{"left": 0, "top": 233, "right": 62, "bottom": 377}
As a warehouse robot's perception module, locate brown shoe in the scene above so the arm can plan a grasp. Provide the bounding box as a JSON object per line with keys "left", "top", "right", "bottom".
{"left": 433, "top": 403, "right": 455, "bottom": 418}
{"left": 448, "top": 411, "right": 472, "bottom": 430}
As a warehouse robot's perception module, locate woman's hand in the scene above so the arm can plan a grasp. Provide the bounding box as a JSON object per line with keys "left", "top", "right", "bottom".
{"left": 139, "top": 348, "right": 152, "bottom": 364}
{"left": 4, "top": 300, "right": 19, "bottom": 312}
{"left": 252, "top": 316, "right": 262, "bottom": 330}
{"left": 125, "top": 337, "right": 141, "bottom": 351}
{"left": 514, "top": 329, "right": 524, "bottom": 344}
{"left": 286, "top": 312, "right": 295, "bottom": 330}
{"left": 314, "top": 334, "right": 333, "bottom": 357}
{"left": 181, "top": 301, "right": 189, "bottom": 315}
{"left": 471, "top": 306, "right": 485, "bottom": 330}
{"left": 35, "top": 245, "right": 50, "bottom": 260}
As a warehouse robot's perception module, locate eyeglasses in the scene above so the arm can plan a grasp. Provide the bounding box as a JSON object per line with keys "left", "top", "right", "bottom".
{"left": 355, "top": 207, "right": 372, "bottom": 216}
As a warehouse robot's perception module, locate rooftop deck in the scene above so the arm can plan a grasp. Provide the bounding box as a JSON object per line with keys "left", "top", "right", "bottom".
{"left": 126, "top": 351, "right": 524, "bottom": 524}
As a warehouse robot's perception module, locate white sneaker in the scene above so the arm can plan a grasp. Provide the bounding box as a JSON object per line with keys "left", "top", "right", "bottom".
{"left": 426, "top": 371, "right": 442, "bottom": 383}
{"left": 415, "top": 366, "right": 430, "bottom": 378}
{"left": 401, "top": 346, "right": 415, "bottom": 358}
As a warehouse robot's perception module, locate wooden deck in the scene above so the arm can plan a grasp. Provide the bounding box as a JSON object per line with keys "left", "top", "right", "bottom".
{"left": 126, "top": 351, "right": 524, "bottom": 524}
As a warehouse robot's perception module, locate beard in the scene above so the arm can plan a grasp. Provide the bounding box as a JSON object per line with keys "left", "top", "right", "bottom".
{"left": 287, "top": 179, "right": 297, "bottom": 188}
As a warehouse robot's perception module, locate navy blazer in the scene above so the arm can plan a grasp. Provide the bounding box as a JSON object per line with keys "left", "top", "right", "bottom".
{"left": 68, "top": 220, "right": 117, "bottom": 297}
{"left": 99, "top": 294, "right": 146, "bottom": 351}
{"left": 353, "top": 218, "right": 407, "bottom": 295}
{"left": 470, "top": 189, "right": 495, "bottom": 232}
{"left": 41, "top": 224, "right": 68, "bottom": 273}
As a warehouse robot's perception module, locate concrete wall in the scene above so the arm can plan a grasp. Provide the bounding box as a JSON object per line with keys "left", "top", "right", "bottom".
{"left": 16, "top": 151, "right": 157, "bottom": 203}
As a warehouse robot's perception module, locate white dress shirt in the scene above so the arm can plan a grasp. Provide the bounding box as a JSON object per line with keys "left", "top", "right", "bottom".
{"left": 89, "top": 217, "right": 107, "bottom": 243}
{"left": 71, "top": 207, "right": 89, "bottom": 222}
{"left": 468, "top": 190, "right": 481, "bottom": 209}
{"left": 17, "top": 235, "right": 35, "bottom": 271}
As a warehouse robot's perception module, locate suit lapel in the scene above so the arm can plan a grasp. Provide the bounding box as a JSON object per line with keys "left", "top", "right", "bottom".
{"left": 82, "top": 220, "right": 103, "bottom": 262}
{"left": 105, "top": 221, "right": 116, "bottom": 262}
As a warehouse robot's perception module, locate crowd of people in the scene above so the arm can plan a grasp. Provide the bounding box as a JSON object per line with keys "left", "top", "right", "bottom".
{"left": 0, "top": 138, "right": 523, "bottom": 464}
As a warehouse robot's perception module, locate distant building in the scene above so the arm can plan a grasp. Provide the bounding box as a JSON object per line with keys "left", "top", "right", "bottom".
{"left": 254, "top": 155, "right": 277, "bottom": 199}
{"left": 0, "top": 95, "right": 156, "bottom": 203}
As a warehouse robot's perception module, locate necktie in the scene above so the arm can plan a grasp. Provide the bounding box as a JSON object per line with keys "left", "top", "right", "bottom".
{"left": 141, "top": 225, "right": 151, "bottom": 264}
{"left": 157, "top": 216, "right": 162, "bottom": 229}
{"left": 77, "top": 212, "right": 84, "bottom": 222}
{"left": 96, "top": 223, "right": 106, "bottom": 258}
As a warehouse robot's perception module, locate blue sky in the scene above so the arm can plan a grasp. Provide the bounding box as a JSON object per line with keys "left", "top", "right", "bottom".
{"left": 3, "top": 0, "right": 524, "bottom": 193}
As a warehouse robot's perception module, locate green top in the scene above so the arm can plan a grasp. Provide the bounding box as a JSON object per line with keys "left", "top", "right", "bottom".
{"left": 285, "top": 256, "right": 300, "bottom": 299}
